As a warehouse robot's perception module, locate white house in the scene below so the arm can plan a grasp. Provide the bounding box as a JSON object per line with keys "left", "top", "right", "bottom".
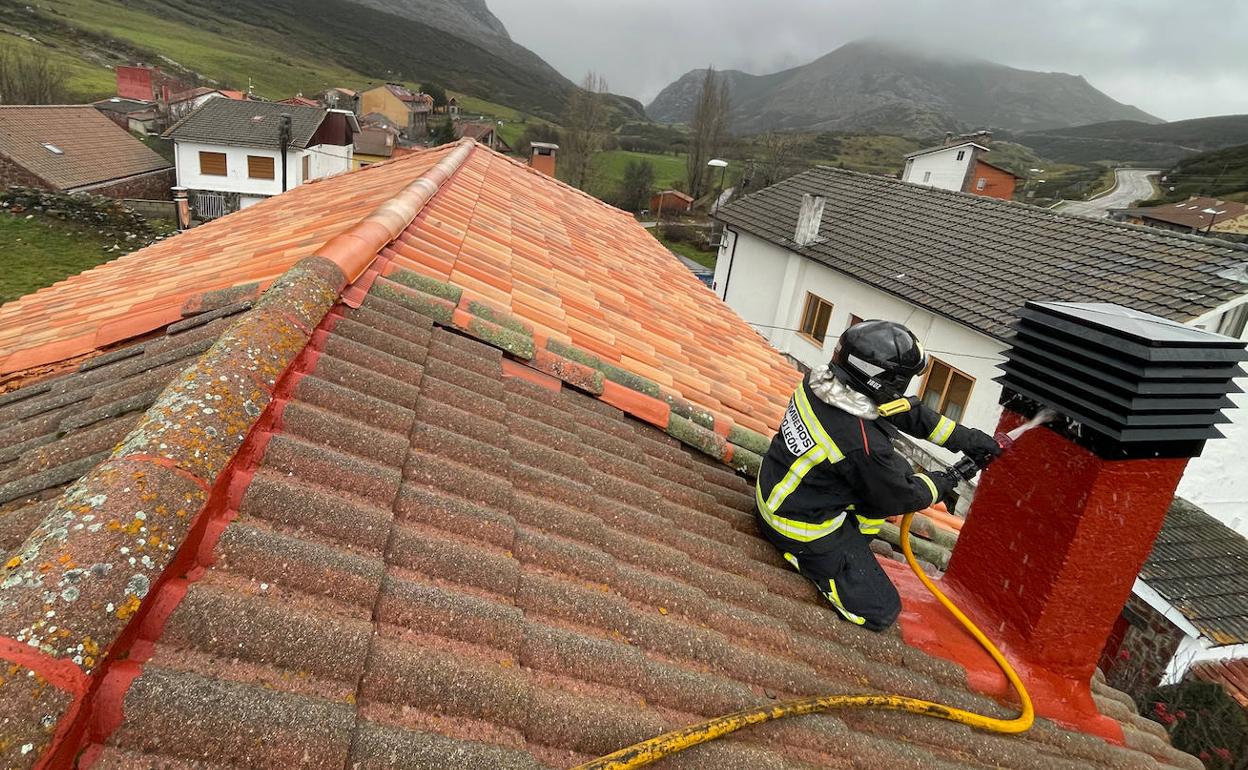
{"left": 900, "top": 134, "right": 1022, "bottom": 201}
{"left": 713, "top": 166, "right": 1248, "bottom": 529}
{"left": 166, "top": 99, "right": 358, "bottom": 219}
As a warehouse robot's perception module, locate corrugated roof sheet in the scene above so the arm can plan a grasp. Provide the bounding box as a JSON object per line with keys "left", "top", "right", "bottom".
{"left": 0, "top": 105, "right": 172, "bottom": 190}
{"left": 1142, "top": 497, "right": 1248, "bottom": 645}
{"left": 717, "top": 166, "right": 1248, "bottom": 339}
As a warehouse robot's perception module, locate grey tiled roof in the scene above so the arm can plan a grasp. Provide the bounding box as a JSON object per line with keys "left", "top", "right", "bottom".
{"left": 165, "top": 99, "right": 329, "bottom": 150}
{"left": 1143, "top": 497, "right": 1248, "bottom": 645}
{"left": 717, "top": 166, "right": 1248, "bottom": 339}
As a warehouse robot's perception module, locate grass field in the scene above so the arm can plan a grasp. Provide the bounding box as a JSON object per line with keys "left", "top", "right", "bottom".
{"left": 0, "top": 214, "right": 119, "bottom": 305}
{"left": 595, "top": 150, "right": 689, "bottom": 192}
{"left": 654, "top": 233, "right": 716, "bottom": 269}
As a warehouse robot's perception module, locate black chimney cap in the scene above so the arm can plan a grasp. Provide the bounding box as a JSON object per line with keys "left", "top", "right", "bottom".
{"left": 998, "top": 302, "right": 1247, "bottom": 459}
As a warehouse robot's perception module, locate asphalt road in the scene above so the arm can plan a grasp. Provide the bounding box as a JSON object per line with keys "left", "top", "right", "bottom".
{"left": 1056, "top": 168, "right": 1160, "bottom": 218}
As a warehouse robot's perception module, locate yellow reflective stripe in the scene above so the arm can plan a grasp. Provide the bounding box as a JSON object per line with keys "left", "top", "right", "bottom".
{"left": 928, "top": 415, "right": 956, "bottom": 446}
{"left": 915, "top": 472, "right": 939, "bottom": 506}
{"left": 825, "top": 578, "right": 866, "bottom": 625}
{"left": 856, "top": 514, "right": 885, "bottom": 535}
{"left": 758, "top": 500, "right": 847, "bottom": 542}
{"left": 795, "top": 386, "right": 844, "bottom": 462}
{"left": 762, "top": 444, "right": 826, "bottom": 512}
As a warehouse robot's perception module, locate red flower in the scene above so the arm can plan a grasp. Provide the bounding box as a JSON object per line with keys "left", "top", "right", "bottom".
{"left": 1214, "top": 747, "right": 1232, "bottom": 761}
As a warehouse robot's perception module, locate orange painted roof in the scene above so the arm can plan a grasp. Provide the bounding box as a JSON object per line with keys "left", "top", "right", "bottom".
{"left": 0, "top": 142, "right": 799, "bottom": 432}
{"left": 0, "top": 144, "right": 456, "bottom": 376}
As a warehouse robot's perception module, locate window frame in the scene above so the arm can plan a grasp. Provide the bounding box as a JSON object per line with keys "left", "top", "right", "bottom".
{"left": 956, "top": 150, "right": 966, "bottom": 161}
{"left": 976, "top": 177, "right": 987, "bottom": 191}
{"left": 919, "top": 357, "right": 976, "bottom": 421}
{"left": 301, "top": 154, "right": 311, "bottom": 182}
{"left": 797, "top": 292, "right": 835, "bottom": 346}
{"left": 247, "top": 154, "right": 275, "bottom": 180}
{"left": 198, "top": 151, "right": 227, "bottom": 177}
{"left": 922, "top": 170, "right": 932, "bottom": 183}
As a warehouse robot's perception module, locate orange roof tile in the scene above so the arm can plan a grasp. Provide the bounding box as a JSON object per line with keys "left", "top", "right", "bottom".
{"left": 0, "top": 142, "right": 799, "bottom": 430}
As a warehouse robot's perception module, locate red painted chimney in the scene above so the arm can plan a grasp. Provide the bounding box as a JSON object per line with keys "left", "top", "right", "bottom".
{"left": 529, "top": 141, "right": 558, "bottom": 177}
{"left": 945, "top": 302, "right": 1247, "bottom": 681}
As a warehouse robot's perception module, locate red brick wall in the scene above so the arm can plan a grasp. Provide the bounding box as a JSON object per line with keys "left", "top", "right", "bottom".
{"left": 967, "top": 161, "right": 1017, "bottom": 200}
{"left": 0, "top": 154, "right": 51, "bottom": 189}
{"left": 1102, "top": 593, "right": 1185, "bottom": 699}
{"left": 77, "top": 169, "right": 175, "bottom": 201}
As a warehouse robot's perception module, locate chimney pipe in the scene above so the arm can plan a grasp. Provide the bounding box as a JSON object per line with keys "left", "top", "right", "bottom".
{"left": 171, "top": 186, "right": 191, "bottom": 231}
{"left": 793, "top": 194, "right": 825, "bottom": 246}
{"left": 945, "top": 302, "right": 1247, "bottom": 681}
{"left": 529, "top": 142, "right": 558, "bottom": 177}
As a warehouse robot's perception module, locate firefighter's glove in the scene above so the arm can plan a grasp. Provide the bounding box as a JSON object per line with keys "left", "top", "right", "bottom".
{"left": 963, "top": 429, "right": 1004, "bottom": 469}
{"left": 929, "top": 470, "right": 963, "bottom": 505}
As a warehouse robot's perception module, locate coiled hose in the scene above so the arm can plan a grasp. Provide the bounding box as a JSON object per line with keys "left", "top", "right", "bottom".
{"left": 572, "top": 511, "right": 1035, "bottom": 769}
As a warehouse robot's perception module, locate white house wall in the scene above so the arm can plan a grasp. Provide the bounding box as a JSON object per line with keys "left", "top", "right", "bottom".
{"left": 902, "top": 147, "right": 974, "bottom": 193}
{"left": 173, "top": 141, "right": 353, "bottom": 199}
{"left": 714, "top": 230, "right": 1009, "bottom": 463}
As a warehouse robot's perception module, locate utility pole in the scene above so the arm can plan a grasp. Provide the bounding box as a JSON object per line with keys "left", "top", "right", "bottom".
{"left": 279, "top": 113, "right": 292, "bottom": 193}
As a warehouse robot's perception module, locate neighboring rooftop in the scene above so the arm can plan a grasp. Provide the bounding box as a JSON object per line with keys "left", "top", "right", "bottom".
{"left": 0, "top": 105, "right": 172, "bottom": 191}
{"left": 0, "top": 142, "right": 1198, "bottom": 768}
{"left": 1119, "top": 196, "right": 1248, "bottom": 231}
{"left": 164, "top": 98, "right": 340, "bottom": 150}
{"left": 716, "top": 166, "right": 1248, "bottom": 339}
{"left": 353, "top": 128, "right": 397, "bottom": 157}
{"left": 1141, "top": 497, "right": 1248, "bottom": 646}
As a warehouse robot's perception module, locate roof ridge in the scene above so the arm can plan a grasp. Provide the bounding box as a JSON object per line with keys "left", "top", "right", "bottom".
{"left": 804, "top": 164, "right": 1248, "bottom": 255}
{"left": 311, "top": 138, "right": 475, "bottom": 284}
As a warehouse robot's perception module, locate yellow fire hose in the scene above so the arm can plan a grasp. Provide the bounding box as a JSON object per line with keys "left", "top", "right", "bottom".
{"left": 573, "top": 511, "right": 1035, "bottom": 769}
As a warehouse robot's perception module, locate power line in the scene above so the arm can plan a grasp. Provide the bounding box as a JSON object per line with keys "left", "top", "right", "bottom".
{"left": 743, "top": 323, "right": 1007, "bottom": 363}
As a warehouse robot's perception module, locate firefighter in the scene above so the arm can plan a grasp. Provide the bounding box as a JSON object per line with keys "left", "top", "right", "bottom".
{"left": 756, "top": 320, "right": 1002, "bottom": 631}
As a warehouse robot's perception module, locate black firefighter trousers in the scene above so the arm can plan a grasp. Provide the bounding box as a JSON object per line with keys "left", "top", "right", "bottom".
{"left": 756, "top": 510, "right": 901, "bottom": 632}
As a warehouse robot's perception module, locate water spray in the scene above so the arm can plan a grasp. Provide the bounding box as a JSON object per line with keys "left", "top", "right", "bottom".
{"left": 952, "top": 408, "right": 1058, "bottom": 481}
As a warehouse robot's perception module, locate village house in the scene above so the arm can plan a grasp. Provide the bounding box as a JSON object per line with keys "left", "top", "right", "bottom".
{"left": 358, "top": 83, "right": 433, "bottom": 138}
{"left": 901, "top": 131, "right": 1020, "bottom": 200}
{"left": 321, "top": 87, "right": 359, "bottom": 113}
{"left": 165, "top": 98, "right": 357, "bottom": 219}
{"left": 115, "top": 64, "right": 188, "bottom": 106}
{"left": 454, "top": 121, "right": 511, "bottom": 153}
{"left": 91, "top": 97, "right": 162, "bottom": 135}
{"left": 0, "top": 138, "right": 1213, "bottom": 770}
{"left": 1114, "top": 196, "right": 1248, "bottom": 239}
{"left": 713, "top": 166, "right": 1248, "bottom": 530}
{"left": 351, "top": 127, "right": 415, "bottom": 169}
{"left": 0, "top": 105, "right": 174, "bottom": 199}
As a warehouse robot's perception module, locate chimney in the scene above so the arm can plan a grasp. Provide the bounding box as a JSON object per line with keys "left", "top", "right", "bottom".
{"left": 171, "top": 186, "right": 191, "bottom": 231}
{"left": 793, "top": 194, "right": 825, "bottom": 246}
{"left": 945, "top": 301, "right": 1247, "bottom": 680}
{"left": 529, "top": 142, "right": 558, "bottom": 177}
{"left": 943, "top": 131, "right": 955, "bottom": 146}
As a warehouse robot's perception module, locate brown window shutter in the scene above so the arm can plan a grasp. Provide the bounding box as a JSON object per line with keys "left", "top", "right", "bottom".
{"left": 199, "top": 151, "right": 227, "bottom": 176}
{"left": 247, "top": 155, "right": 275, "bottom": 180}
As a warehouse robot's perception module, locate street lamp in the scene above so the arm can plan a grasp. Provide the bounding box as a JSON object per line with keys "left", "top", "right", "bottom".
{"left": 708, "top": 158, "right": 729, "bottom": 214}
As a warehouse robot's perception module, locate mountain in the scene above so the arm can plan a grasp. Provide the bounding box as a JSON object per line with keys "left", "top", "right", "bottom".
{"left": 646, "top": 40, "right": 1159, "bottom": 137}
{"left": 1, "top": 0, "right": 638, "bottom": 123}
{"left": 1016, "top": 115, "right": 1248, "bottom": 165}
{"left": 1148, "top": 143, "right": 1248, "bottom": 204}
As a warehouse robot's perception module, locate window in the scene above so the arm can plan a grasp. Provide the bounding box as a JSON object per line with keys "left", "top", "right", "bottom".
{"left": 798, "top": 293, "right": 834, "bottom": 344}
{"left": 1217, "top": 303, "right": 1248, "bottom": 339}
{"left": 920, "top": 359, "right": 975, "bottom": 422}
{"left": 976, "top": 177, "right": 987, "bottom": 191}
{"left": 956, "top": 150, "right": 966, "bottom": 161}
{"left": 302, "top": 155, "right": 311, "bottom": 182}
{"left": 198, "top": 151, "right": 227, "bottom": 176}
{"left": 247, "top": 155, "right": 275, "bottom": 180}
{"left": 922, "top": 171, "right": 932, "bottom": 183}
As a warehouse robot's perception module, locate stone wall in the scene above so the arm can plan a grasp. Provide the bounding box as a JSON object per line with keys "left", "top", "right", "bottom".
{"left": 2, "top": 187, "right": 171, "bottom": 250}
{"left": 1104, "top": 593, "right": 1186, "bottom": 701}
{"left": 78, "top": 168, "right": 175, "bottom": 201}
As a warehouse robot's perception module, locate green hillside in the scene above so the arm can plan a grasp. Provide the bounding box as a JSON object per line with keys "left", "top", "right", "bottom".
{"left": 1147, "top": 143, "right": 1248, "bottom": 204}
{"left": 1016, "top": 114, "right": 1248, "bottom": 166}
{"left": 2, "top": 0, "right": 580, "bottom": 119}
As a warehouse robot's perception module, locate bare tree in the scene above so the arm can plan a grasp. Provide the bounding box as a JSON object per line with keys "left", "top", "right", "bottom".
{"left": 560, "top": 72, "right": 610, "bottom": 191}
{"left": 0, "top": 45, "right": 68, "bottom": 105}
{"left": 756, "top": 130, "right": 802, "bottom": 188}
{"left": 685, "top": 67, "right": 730, "bottom": 200}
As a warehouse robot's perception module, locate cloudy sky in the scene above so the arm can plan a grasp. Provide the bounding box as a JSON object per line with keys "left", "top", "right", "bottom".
{"left": 487, "top": 0, "right": 1248, "bottom": 121}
